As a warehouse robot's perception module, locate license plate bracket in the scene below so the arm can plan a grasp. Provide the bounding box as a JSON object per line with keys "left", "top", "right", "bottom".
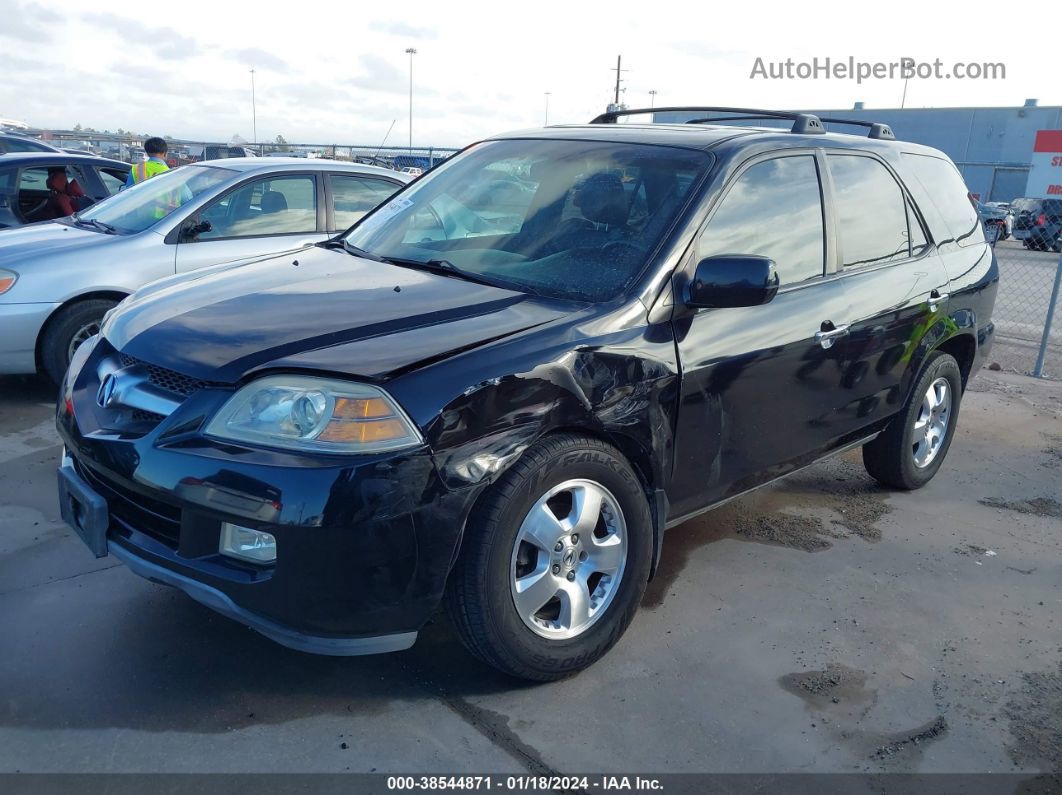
{"left": 58, "top": 462, "right": 109, "bottom": 558}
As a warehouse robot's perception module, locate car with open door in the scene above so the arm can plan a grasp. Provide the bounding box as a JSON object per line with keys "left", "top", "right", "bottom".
{"left": 56, "top": 108, "right": 997, "bottom": 680}
{"left": 0, "top": 157, "right": 407, "bottom": 382}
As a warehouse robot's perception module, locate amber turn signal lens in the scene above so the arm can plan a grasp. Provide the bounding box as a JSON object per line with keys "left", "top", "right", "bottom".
{"left": 0, "top": 276, "right": 16, "bottom": 294}
{"left": 317, "top": 418, "right": 408, "bottom": 444}
{"left": 332, "top": 397, "right": 393, "bottom": 420}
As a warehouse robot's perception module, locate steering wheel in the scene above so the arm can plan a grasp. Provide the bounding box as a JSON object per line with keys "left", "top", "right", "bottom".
{"left": 600, "top": 239, "right": 645, "bottom": 257}
{"left": 23, "top": 197, "right": 48, "bottom": 219}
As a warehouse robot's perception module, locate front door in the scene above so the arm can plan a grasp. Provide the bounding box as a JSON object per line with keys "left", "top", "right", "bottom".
{"left": 669, "top": 152, "right": 853, "bottom": 518}
{"left": 174, "top": 173, "right": 326, "bottom": 273}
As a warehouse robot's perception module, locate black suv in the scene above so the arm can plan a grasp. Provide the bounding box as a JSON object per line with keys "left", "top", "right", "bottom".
{"left": 1011, "top": 197, "right": 1062, "bottom": 252}
{"left": 56, "top": 107, "right": 997, "bottom": 680}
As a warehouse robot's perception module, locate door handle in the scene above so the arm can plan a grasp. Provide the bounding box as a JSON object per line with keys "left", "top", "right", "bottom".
{"left": 928, "top": 291, "right": 950, "bottom": 311}
{"left": 815, "top": 324, "right": 850, "bottom": 350}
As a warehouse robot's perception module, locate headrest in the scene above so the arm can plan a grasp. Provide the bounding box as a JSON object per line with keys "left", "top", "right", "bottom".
{"left": 574, "top": 172, "right": 627, "bottom": 226}
{"left": 261, "top": 190, "right": 288, "bottom": 213}
{"left": 46, "top": 170, "right": 68, "bottom": 192}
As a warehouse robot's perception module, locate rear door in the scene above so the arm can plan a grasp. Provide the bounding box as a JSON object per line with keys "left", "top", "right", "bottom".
{"left": 820, "top": 151, "right": 952, "bottom": 439}
{"left": 669, "top": 151, "right": 853, "bottom": 517}
{"left": 173, "top": 172, "right": 326, "bottom": 273}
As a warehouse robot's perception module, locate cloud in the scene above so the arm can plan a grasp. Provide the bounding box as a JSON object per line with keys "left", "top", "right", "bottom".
{"left": 368, "top": 20, "right": 438, "bottom": 40}
{"left": 228, "top": 47, "right": 289, "bottom": 72}
{"left": 0, "top": 0, "right": 60, "bottom": 40}
{"left": 347, "top": 54, "right": 409, "bottom": 94}
{"left": 81, "top": 12, "right": 201, "bottom": 60}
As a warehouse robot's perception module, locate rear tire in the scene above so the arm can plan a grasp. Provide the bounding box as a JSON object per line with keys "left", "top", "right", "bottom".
{"left": 40, "top": 299, "right": 116, "bottom": 385}
{"left": 862, "top": 352, "right": 963, "bottom": 490}
{"left": 447, "top": 433, "right": 652, "bottom": 681}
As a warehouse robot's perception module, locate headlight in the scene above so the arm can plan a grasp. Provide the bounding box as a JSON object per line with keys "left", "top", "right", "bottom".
{"left": 0, "top": 269, "right": 17, "bottom": 295}
{"left": 204, "top": 375, "right": 423, "bottom": 453}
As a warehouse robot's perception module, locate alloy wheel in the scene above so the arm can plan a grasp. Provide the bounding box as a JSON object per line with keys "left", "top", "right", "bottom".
{"left": 912, "top": 377, "right": 951, "bottom": 468}
{"left": 509, "top": 478, "right": 627, "bottom": 640}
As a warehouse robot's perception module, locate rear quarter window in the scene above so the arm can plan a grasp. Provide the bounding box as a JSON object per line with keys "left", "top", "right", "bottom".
{"left": 901, "top": 153, "right": 984, "bottom": 248}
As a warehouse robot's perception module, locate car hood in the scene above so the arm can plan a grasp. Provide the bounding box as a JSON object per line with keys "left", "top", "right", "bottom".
{"left": 105, "top": 246, "right": 573, "bottom": 382}
{"left": 0, "top": 220, "right": 118, "bottom": 266}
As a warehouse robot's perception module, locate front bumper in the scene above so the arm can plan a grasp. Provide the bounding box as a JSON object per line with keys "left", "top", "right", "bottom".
{"left": 58, "top": 450, "right": 419, "bottom": 655}
{"left": 56, "top": 341, "right": 479, "bottom": 654}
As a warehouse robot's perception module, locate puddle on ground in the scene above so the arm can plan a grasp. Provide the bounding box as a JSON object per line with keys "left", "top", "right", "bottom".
{"left": 980, "top": 496, "right": 1062, "bottom": 520}
{"left": 780, "top": 663, "right": 948, "bottom": 767}
{"left": 643, "top": 454, "right": 891, "bottom": 609}
{"left": 779, "top": 663, "right": 878, "bottom": 723}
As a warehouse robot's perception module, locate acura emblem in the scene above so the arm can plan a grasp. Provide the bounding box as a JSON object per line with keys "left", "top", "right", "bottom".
{"left": 96, "top": 373, "right": 119, "bottom": 408}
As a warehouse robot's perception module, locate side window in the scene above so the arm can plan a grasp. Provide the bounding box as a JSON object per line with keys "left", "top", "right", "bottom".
{"left": 18, "top": 167, "right": 50, "bottom": 192}
{"left": 197, "top": 175, "right": 317, "bottom": 240}
{"left": 329, "top": 175, "right": 399, "bottom": 230}
{"left": 96, "top": 168, "right": 128, "bottom": 196}
{"left": 697, "top": 155, "right": 825, "bottom": 285}
{"left": 828, "top": 155, "right": 911, "bottom": 268}
{"left": 901, "top": 153, "right": 984, "bottom": 247}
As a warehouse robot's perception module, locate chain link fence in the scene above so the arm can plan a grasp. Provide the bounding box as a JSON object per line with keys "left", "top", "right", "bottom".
{"left": 27, "top": 131, "right": 460, "bottom": 173}
{"left": 989, "top": 235, "right": 1062, "bottom": 379}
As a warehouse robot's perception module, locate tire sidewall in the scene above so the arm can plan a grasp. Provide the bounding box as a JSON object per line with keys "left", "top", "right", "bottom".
{"left": 896, "top": 354, "right": 963, "bottom": 488}
{"left": 41, "top": 300, "right": 115, "bottom": 384}
{"left": 480, "top": 444, "right": 652, "bottom": 676}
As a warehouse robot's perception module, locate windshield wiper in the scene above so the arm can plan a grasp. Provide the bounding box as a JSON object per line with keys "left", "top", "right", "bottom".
{"left": 317, "top": 238, "right": 389, "bottom": 262}
{"left": 383, "top": 257, "right": 499, "bottom": 287}
{"left": 72, "top": 217, "right": 117, "bottom": 234}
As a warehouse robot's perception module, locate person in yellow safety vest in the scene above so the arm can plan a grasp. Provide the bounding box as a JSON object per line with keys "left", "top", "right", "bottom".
{"left": 124, "top": 137, "right": 170, "bottom": 187}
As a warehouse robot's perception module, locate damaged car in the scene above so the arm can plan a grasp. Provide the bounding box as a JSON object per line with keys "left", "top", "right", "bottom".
{"left": 56, "top": 107, "right": 997, "bottom": 680}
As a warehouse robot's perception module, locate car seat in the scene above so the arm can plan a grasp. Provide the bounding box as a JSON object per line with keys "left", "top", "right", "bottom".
{"left": 260, "top": 191, "right": 288, "bottom": 214}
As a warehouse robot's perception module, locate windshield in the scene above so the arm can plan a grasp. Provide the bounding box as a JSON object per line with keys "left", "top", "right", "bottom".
{"left": 74, "top": 165, "right": 236, "bottom": 234}
{"left": 1012, "top": 198, "right": 1061, "bottom": 214}
{"left": 343, "top": 139, "right": 709, "bottom": 301}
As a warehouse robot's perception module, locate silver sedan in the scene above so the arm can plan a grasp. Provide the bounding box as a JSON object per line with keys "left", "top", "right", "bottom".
{"left": 0, "top": 158, "right": 408, "bottom": 382}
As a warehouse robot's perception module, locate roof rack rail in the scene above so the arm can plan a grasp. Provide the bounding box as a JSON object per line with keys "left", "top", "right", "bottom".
{"left": 590, "top": 106, "right": 826, "bottom": 135}
{"left": 589, "top": 105, "right": 898, "bottom": 140}
{"left": 816, "top": 117, "right": 896, "bottom": 140}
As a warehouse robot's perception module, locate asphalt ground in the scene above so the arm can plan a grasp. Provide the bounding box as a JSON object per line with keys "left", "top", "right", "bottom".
{"left": 0, "top": 366, "right": 1060, "bottom": 777}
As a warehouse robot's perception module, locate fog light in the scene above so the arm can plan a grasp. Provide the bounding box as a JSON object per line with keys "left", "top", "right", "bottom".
{"left": 219, "top": 522, "right": 276, "bottom": 564}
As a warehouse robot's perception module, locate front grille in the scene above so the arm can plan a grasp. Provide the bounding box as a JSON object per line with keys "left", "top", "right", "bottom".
{"left": 75, "top": 458, "right": 181, "bottom": 548}
{"left": 132, "top": 408, "right": 166, "bottom": 424}
{"left": 119, "top": 353, "right": 209, "bottom": 398}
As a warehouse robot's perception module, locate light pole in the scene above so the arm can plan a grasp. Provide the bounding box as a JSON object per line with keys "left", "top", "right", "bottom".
{"left": 544, "top": 92, "right": 551, "bottom": 125}
{"left": 405, "top": 48, "right": 417, "bottom": 153}
{"left": 900, "top": 56, "right": 914, "bottom": 109}
{"left": 249, "top": 68, "right": 257, "bottom": 145}
{"left": 648, "top": 89, "right": 657, "bottom": 109}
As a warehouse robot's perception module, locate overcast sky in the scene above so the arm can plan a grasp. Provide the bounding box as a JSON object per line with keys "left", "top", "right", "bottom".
{"left": 1, "top": 0, "right": 1056, "bottom": 149}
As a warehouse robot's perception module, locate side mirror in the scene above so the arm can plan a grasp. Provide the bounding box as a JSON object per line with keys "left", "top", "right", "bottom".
{"left": 686, "top": 255, "right": 780, "bottom": 309}
{"left": 180, "top": 219, "right": 212, "bottom": 241}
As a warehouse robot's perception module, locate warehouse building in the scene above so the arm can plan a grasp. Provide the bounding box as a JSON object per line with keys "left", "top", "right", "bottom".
{"left": 656, "top": 100, "right": 1062, "bottom": 202}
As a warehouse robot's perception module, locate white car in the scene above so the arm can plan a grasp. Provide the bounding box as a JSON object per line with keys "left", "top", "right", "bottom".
{"left": 0, "top": 158, "right": 408, "bottom": 382}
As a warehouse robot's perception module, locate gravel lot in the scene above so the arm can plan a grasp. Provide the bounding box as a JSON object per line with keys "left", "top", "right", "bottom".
{"left": 1, "top": 366, "right": 1059, "bottom": 775}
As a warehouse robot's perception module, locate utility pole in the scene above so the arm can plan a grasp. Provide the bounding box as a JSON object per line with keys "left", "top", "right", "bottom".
{"left": 613, "top": 55, "right": 623, "bottom": 106}
{"left": 544, "top": 92, "right": 551, "bottom": 125}
{"left": 405, "top": 48, "right": 417, "bottom": 153}
{"left": 249, "top": 69, "right": 257, "bottom": 145}
{"left": 649, "top": 89, "right": 657, "bottom": 109}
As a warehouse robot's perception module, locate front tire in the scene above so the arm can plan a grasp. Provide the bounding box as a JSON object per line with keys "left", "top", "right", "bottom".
{"left": 862, "top": 351, "right": 963, "bottom": 490}
{"left": 447, "top": 434, "right": 652, "bottom": 681}
{"left": 40, "top": 299, "right": 117, "bottom": 385}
